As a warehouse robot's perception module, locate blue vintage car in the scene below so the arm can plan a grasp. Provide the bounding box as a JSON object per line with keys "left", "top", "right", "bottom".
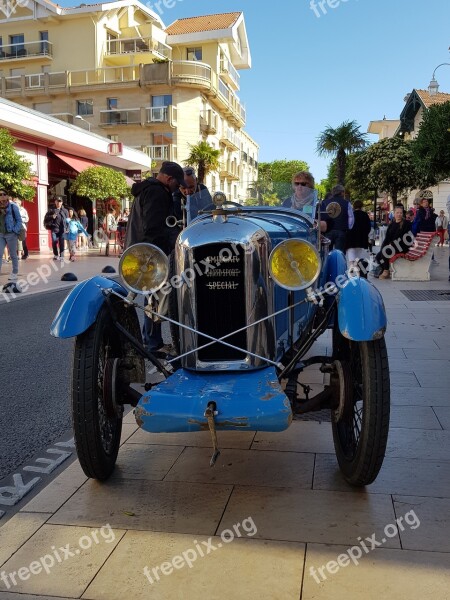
{"left": 51, "top": 191, "right": 389, "bottom": 486}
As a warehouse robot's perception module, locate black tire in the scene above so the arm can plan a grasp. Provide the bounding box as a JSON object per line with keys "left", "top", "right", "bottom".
{"left": 72, "top": 298, "right": 144, "bottom": 480}
{"left": 332, "top": 328, "right": 390, "bottom": 486}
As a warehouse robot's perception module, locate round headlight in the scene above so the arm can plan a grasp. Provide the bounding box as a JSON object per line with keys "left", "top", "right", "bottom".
{"left": 119, "top": 243, "right": 168, "bottom": 295}
{"left": 269, "top": 239, "right": 321, "bottom": 290}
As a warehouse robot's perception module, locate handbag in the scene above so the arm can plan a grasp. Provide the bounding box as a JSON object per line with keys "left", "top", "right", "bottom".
{"left": 17, "top": 225, "right": 27, "bottom": 242}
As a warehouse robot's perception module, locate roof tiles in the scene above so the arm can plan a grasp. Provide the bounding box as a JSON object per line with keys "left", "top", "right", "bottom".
{"left": 166, "top": 12, "right": 241, "bottom": 35}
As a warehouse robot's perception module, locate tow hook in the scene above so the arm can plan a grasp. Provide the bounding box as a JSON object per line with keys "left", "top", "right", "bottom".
{"left": 204, "top": 401, "right": 220, "bottom": 467}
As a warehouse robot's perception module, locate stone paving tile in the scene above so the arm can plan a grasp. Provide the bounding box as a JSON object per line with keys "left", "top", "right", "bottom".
{"left": 0, "top": 594, "right": 74, "bottom": 599}
{"left": 389, "top": 371, "right": 420, "bottom": 387}
{"left": 388, "top": 359, "right": 450, "bottom": 374}
{"left": 414, "top": 372, "right": 450, "bottom": 389}
{"left": 82, "top": 531, "right": 304, "bottom": 600}
{"left": 49, "top": 480, "right": 233, "bottom": 535}
{"left": 433, "top": 407, "right": 450, "bottom": 430}
{"left": 126, "top": 428, "right": 255, "bottom": 449}
{"left": 390, "top": 406, "right": 442, "bottom": 429}
{"left": 110, "top": 444, "right": 185, "bottom": 481}
{"left": 252, "top": 421, "right": 335, "bottom": 454}
{"left": 119, "top": 423, "right": 138, "bottom": 445}
{"left": 385, "top": 338, "right": 439, "bottom": 349}
{"left": 0, "top": 513, "right": 51, "bottom": 567}
{"left": 404, "top": 348, "right": 450, "bottom": 360}
{"left": 219, "top": 487, "right": 399, "bottom": 547}
{"left": 302, "top": 545, "right": 450, "bottom": 600}
{"left": 19, "top": 462, "right": 88, "bottom": 514}
{"left": 0, "top": 524, "right": 125, "bottom": 597}
{"left": 386, "top": 428, "right": 450, "bottom": 460}
{"left": 164, "top": 447, "right": 315, "bottom": 488}
{"left": 391, "top": 386, "right": 450, "bottom": 407}
{"left": 393, "top": 496, "right": 450, "bottom": 552}
{"left": 313, "top": 454, "right": 450, "bottom": 498}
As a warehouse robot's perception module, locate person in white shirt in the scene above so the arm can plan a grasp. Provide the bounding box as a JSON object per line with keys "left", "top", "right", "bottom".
{"left": 14, "top": 198, "right": 29, "bottom": 259}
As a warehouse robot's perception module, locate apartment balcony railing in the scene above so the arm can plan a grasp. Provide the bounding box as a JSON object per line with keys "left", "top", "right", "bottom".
{"left": 140, "top": 145, "right": 177, "bottom": 161}
{"left": 220, "top": 128, "right": 240, "bottom": 151}
{"left": 0, "top": 40, "right": 53, "bottom": 62}
{"left": 98, "top": 106, "right": 175, "bottom": 127}
{"left": 99, "top": 108, "right": 141, "bottom": 126}
{"left": 69, "top": 66, "right": 139, "bottom": 86}
{"left": 171, "top": 60, "right": 212, "bottom": 91}
{"left": 220, "top": 57, "right": 240, "bottom": 90}
{"left": 105, "top": 37, "right": 171, "bottom": 60}
{"left": 220, "top": 161, "right": 240, "bottom": 180}
{"left": 218, "top": 77, "right": 230, "bottom": 102}
{"left": 241, "top": 151, "right": 248, "bottom": 162}
{"left": 200, "top": 109, "right": 218, "bottom": 134}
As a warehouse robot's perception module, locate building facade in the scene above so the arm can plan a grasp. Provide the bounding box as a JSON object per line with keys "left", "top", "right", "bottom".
{"left": 0, "top": 1, "right": 259, "bottom": 202}
{"left": 368, "top": 89, "right": 450, "bottom": 213}
{"left": 0, "top": 97, "right": 151, "bottom": 252}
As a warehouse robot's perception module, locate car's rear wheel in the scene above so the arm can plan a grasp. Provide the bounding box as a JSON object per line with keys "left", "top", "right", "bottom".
{"left": 331, "top": 328, "right": 390, "bottom": 486}
{"left": 72, "top": 299, "right": 144, "bottom": 480}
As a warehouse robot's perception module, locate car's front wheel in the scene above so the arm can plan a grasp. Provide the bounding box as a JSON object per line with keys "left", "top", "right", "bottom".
{"left": 332, "top": 329, "right": 390, "bottom": 486}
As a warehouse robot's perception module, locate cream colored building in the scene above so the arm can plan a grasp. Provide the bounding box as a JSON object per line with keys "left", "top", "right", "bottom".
{"left": 368, "top": 89, "right": 450, "bottom": 213}
{"left": 0, "top": 1, "right": 259, "bottom": 202}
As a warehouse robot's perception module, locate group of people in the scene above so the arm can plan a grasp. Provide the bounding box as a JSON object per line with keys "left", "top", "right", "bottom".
{"left": 43, "top": 197, "right": 89, "bottom": 262}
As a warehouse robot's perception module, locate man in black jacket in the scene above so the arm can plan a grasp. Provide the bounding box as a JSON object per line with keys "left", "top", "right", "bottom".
{"left": 125, "top": 161, "right": 187, "bottom": 354}
{"left": 44, "top": 196, "right": 69, "bottom": 261}
{"left": 321, "top": 185, "right": 354, "bottom": 252}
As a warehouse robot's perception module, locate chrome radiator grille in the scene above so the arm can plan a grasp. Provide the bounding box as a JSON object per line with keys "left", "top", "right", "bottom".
{"left": 193, "top": 243, "right": 246, "bottom": 361}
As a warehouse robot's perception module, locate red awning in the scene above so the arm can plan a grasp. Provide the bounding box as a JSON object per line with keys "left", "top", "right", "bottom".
{"left": 51, "top": 150, "right": 97, "bottom": 173}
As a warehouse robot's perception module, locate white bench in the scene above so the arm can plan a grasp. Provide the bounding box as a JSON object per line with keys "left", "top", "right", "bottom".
{"left": 389, "top": 232, "right": 437, "bottom": 281}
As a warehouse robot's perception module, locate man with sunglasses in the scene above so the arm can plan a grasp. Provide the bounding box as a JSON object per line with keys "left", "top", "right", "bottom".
{"left": 0, "top": 189, "right": 23, "bottom": 281}
{"left": 125, "top": 161, "right": 188, "bottom": 355}
{"left": 172, "top": 167, "right": 212, "bottom": 226}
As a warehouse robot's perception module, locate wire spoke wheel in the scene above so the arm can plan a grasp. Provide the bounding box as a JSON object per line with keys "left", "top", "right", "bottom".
{"left": 332, "top": 327, "right": 390, "bottom": 486}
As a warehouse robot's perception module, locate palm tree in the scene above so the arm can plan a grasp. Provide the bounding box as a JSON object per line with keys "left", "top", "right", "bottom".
{"left": 316, "top": 120, "right": 368, "bottom": 185}
{"left": 184, "top": 141, "right": 220, "bottom": 184}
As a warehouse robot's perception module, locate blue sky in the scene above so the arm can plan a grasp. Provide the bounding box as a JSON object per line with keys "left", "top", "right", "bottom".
{"left": 61, "top": 0, "right": 450, "bottom": 181}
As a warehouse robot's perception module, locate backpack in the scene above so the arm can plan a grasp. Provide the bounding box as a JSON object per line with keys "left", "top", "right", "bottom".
{"left": 44, "top": 211, "right": 55, "bottom": 230}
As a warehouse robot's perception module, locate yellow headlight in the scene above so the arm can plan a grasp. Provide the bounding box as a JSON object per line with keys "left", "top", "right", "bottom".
{"left": 119, "top": 243, "right": 168, "bottom": 294}
{"left": 269, "top": 239, "right": 321, "bottom": 290}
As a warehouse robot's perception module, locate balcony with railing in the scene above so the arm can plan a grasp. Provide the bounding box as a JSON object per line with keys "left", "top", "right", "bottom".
{"left": 171, "top": 60, "right": 212, "bottom": 91}
{"left": 200, "top": 110, "right": 218, "bottom": 134}
{"left": 220, "top": 57, "right": 240, "bottom": 90}
{"left": 220, "top": 128, "right": 240, "bottom": 151}
{"left": 146, "top": 106, "right": 172, "bottom": 124}
{"left": 99, "top": 108, "right": 141, "bottom": 126}
{"left": 220, "top": 160, "right": 240, "bottom": 180}
{"left": 0, "top": 40, "right": 53, "bottom": 62}
{"left": 140, "top": 144, "right": 177, "bottom": 162}
{"left": 104, "top": 37, "right": 172, "bottom": 65}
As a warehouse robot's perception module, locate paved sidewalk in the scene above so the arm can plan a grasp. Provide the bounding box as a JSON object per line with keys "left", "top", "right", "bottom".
{"left": 0, "top": 249, "right": 121, "bottom": 304}
{"left": 0, "top": 247, "right": 449, "bottom": 599}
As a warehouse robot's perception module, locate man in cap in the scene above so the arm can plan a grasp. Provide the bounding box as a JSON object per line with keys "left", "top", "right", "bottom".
{"left": 125, "top": 161, "right": 187, "bottom": 355}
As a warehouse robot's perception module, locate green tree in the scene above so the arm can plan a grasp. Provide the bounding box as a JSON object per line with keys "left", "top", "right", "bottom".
{"left": 316, "top": 120, "right": 368, "bottom": 185}
{"left": 69, "top": 166, "right": 129, "bottom": 201}
{"left": 184, "top": 141, "right": 220, "bottom": 184}
{"left": 348, "top": 137, "right": 419, "bottom": 204}
{"left": 0, "top": 129, "right": 36, "bottom": 201}
{"left": 413, "top": 101, "right": 450, "bottom": 186}
{"left": 250, "top": 159, "right": 309, "bottom": 203}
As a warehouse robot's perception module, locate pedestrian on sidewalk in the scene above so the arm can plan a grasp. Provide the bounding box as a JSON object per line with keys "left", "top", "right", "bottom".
{"left": 0, "top": 189, "right": 22, "bottom": 281}
{"left": 65, "top": 208, "right": 89, "bottom": 261}
{"left": 78, "top": 208, "right": 89, "bottom": 250}
{"left": 13, "top": 198, "right": 29, "bottom": 259}
{"left": 345, "top": 200, "right": 371, "bottom": 270}
{"left": 374, "top": 205, "right": 413, "bottom": 279}
{"left": 435, "top": 210, "right": 448, "bottom": 247}
{"left": 125, "top": 161, "right": 187, "bottom": 356}
{"left": 44, "top": 196, "right": 69, "bottom": 261}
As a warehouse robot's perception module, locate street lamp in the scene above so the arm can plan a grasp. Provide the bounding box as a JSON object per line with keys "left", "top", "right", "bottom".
{"left": 75, "top": 115, "right": 91, "bottom": 132}
{"left": 428, "top": 63, "right": 450, "bottom": 96}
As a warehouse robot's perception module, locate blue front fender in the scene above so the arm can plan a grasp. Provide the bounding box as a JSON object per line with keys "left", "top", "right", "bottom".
{"left": 337, "top": 277, "right": 387, "bottom": 341}
{"left": 50, "top": 276, "right": 128, "bottom": 339}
